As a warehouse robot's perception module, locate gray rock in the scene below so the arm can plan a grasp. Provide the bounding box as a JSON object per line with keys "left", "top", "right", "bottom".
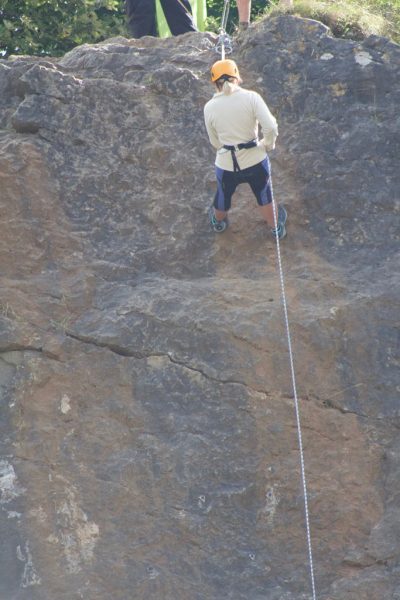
{"left": 0, "top": 15, "right": 399, "bottom": 600}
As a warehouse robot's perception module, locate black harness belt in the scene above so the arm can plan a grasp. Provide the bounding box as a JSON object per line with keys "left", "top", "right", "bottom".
{"left": 223, "top": 139, "right": 258, "bottom": 173}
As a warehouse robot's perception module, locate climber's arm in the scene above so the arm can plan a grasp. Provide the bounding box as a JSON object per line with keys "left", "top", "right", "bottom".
{"left": 253, "top": 92, "right": 278, "bottom": 151}
{"left": 204, "top": 106, "right": 221, "bottom": 150}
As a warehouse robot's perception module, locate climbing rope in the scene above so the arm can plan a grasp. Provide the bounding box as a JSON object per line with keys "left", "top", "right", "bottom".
{"left": 212, "top": 2, "right": 318, "bottom": 594}
{"left": 271, "top": 199, "right": 318, "bottom": 600}
{"left": 215, "top": 0, "right": 233, "bottom": 59}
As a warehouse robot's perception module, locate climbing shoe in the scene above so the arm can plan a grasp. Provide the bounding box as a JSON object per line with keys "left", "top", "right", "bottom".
{"left": 208, "top": 206, "right": 228, "bottom": 233}
{"left": 271, "top": 205, "right": 287, "bottom": 240}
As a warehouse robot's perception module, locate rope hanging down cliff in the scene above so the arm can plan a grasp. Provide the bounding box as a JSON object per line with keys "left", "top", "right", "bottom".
{"left": 271, "top": 198, "right": 318, "bottom": 600}
{"left": 213, "top": 5, "right": 318, "bottom": 598}
{"left": 215, "top": 0, "right": 233, "bottom": 59}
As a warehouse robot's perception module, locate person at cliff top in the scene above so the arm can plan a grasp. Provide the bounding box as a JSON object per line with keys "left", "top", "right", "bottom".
{"left": 204, "top": 59, "right": 287, "bottom": 239}
{"left": 125, "top": 0, "right": 206, "bottom": 38}
{"left": 237, "top": 0, "right": 251, "bottom": 30}
{"left": 235, "top": 0, "right": 293, "bottom": 32}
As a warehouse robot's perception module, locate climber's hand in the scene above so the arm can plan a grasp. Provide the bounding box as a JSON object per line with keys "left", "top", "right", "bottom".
{"left": 262, "top": 132, "right": 277, "bottom": 152}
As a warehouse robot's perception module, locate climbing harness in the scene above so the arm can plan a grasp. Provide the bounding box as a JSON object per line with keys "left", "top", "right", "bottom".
{"left": 215, "top": 0, "right": 233, "bottom": 59}
{"left": 223, "top": 139, "right": 258, "bottom": 172}
{"left": 271, "top": 198, "right": 318, "bottom": 600}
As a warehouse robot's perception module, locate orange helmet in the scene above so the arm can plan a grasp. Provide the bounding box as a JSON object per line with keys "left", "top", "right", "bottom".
{"left": 210, "top": 59, "right": 240, "bottom": 83}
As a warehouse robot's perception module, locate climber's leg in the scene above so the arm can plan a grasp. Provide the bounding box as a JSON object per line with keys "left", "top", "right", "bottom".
{"left": 258, "top": 203, "right": 276, "bottom": 228}
{"left": 259, "top": 204, "right": 287, "bottom": 239}
{"left": 214, "top": 167, "right": 237, "bottom": 213}
{"left": 208, "top": 167, "right": 237, "bottom": 232}
{"left": 214, "top": 207, "right": 229, "bottom": 221}
{"left": 213, "top": 167, "right": 238, "bottom": 220}
{"left": 208, "top": 206, "right": 229, "bottom": 232}
{"left": 237, "top": 0, "right": 251, "bottom": 29}
{"left": 247, "top": 158, "right": 288, "bottom": 238}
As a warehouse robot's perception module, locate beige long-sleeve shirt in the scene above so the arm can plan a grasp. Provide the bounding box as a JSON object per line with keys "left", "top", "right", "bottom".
{"left": 204, "top": 86, "right": 278, "bottom": 171}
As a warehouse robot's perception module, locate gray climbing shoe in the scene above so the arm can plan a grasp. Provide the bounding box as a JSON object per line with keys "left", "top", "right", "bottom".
{"left": 271, "top": 205, "right": 287, "bottom": 239}
{"left": 208, "top": 205, "right": 229, "bottom": 233}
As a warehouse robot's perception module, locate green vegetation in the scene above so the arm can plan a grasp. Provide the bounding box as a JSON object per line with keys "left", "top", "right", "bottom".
{"left": 267, "top": 0, "right": 400, "bottom": 43}
{"left": 0, "top": 0, "right": 399, "bottom": 58}
{"left": 205, "top": 0, "right": 266, "bottom": 32}
{"left": 0, "top": 0, "right": 126, "bottom": 58}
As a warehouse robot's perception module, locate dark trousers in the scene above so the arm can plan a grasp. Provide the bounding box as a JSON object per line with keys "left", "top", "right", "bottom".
{"left": 214, "top": 158, "right": 274, "bottom": 212}
{"left": 125, "top": 0, "right": 197, "bottom": 38}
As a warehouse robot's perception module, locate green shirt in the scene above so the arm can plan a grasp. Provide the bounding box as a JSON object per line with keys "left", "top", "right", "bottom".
{"left": 155, "top": 0, "right": 207, "bottom": 37}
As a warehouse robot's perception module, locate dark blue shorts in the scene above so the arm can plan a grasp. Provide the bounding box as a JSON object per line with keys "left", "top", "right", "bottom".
{"left": 213, "top": 157, "right": 274, "bottom": 212}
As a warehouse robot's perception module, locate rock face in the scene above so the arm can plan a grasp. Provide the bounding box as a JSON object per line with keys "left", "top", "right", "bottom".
{"left": 0, "top": 15, "right": 399, "bottom": 600}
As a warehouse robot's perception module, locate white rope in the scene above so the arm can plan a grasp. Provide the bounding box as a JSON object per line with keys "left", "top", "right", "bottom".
{"left": 220, "top": 0, "right": 230, "bottom": 31}
{"left": 215, "top": 0, "right": 232, "bottom": 59}
{"left": 212, "top": 1, "right": 316, "bottom": 590}
{"left": 271, "top": 198, "right": 318, "bottom": 600}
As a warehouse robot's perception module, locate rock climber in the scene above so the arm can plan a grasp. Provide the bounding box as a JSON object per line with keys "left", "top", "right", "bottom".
{"left": 204, "top": 59, "right": 287, "bottom": 239}
{"left": 125, "top": 0, "right": 204, "bottom": 38}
